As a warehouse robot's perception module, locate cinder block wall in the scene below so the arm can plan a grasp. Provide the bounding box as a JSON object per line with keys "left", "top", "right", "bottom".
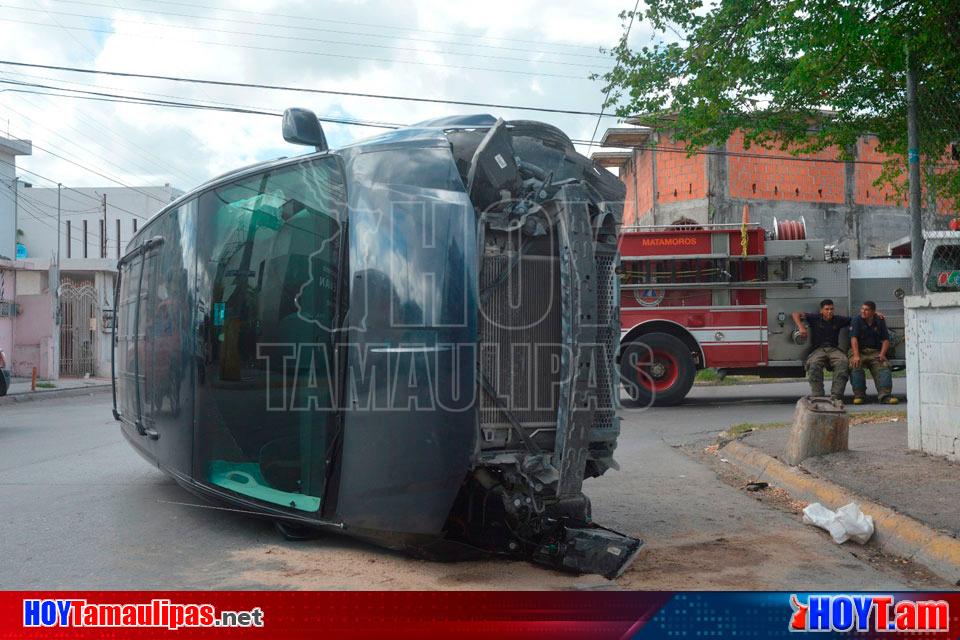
{"left": 656, "top": 135, "right": 707, "bottom": 205}
{"left": 610, "top": 129, "right": 957, "bottom": 254}
{"left": 905, "top": 292, "right": 960, "bottom": 461}
{"left": 726, "top": 130, "right": 845, "bottom": 204}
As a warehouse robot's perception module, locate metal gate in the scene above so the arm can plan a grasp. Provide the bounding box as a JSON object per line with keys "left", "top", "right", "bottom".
{"left": 60, "top": 279, "right": 99, "bottom": 377}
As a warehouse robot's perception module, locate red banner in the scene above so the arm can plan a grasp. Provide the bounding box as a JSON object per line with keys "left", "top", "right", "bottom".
{"left": 4, "top": 591, "right": 960, "bottom": 639}
{"left": 3, "top": 591, "right": 670, "bottom": 640}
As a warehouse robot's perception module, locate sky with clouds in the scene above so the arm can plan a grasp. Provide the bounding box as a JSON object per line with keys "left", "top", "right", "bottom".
{"left": 0, "top": 0, "right": 652, "bottom": 194}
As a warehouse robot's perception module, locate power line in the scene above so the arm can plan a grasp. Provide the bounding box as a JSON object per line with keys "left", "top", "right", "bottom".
{"left": 0, "top": 79, "right": 399, "bottom": 127}
{"left": 0, "top": 81, "right": 202, "bottom": 192}
{"left": 0, "top": 17, "right": 597, "bottom": 81}
{"left": 2, "top": 68, "right": 337, "bottom": 128}
{"left": 97, "top": 0, "right": 607, "bottom": 53}
{"left": 0, "top": 98, "right": 171, "bottom": 204}
{"left": 3, "top": 186, "right": 129, "bottom": 256}
{"left": 1, "top": 85, "right": 280, "bottom": 116}
{"left": 0, "top": 156, "right": 93, "bottom": 201}
{"left": 587, "top": 0, "right": 640, "bottom": 152}
{"left": 16, "top": 190, "right": 99, "bottom": 214}
{"left": 39, "top": 3, "right": 101, "bottom": 59}
{"left": 1, "top": 75, "right": 891, "bottom": 167}
{"left": 28, "top": 140, "right": 173, "bottom": 205}
{"left": 0, "top": 156, "right": 162, "bottom": 219}
{"left": 3, "top": 9, "right": 202, "bottom": 182}
{"left": 0, "top": 188, "right": 62, "bottom": 239}
{"left": 0, "top": 60, "right": 616, "bottom": 118}
{"left": 592, "top": 143, "right": 888, "bottom": 166}
{"left": 11, "top": 203, "right": 127, "bottom": 253}
{"left": 1, "top": 60, "right": 203, "bottom": 185}
{"left": 4, "top": 3, "right": 608, "bottom": 67}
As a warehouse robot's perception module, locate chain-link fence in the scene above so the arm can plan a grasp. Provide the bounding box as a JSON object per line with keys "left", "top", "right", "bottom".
{"left": 915, "top": 106, "right": 960, "bottom": 233}
{"left": 921, "top": 230, "right": 960, "bottom": 293}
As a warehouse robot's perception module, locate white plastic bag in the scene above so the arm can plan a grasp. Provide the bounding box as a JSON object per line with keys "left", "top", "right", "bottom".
{"left": 802, "top": 502, "right": 874, "bottom": 544}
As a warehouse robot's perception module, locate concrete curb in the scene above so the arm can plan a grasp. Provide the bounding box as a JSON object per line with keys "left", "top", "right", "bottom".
{"left": 722, "top": 439, "right": 960, "bottom": 585}
{"left": 0, "top": 384, "right": 111, "bottom": 406}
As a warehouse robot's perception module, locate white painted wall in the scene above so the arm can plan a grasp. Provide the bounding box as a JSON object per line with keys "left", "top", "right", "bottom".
{"left": 0, "top": 135, "right": 32, "bottom": 260}
{"left": 15, "top": 184, "right": 182, "bottom": 262}
{"left": 905, "top": 291, "right": 960, "bottom": 461}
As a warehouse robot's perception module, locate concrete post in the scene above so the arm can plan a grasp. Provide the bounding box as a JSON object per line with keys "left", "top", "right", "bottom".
{"left": 783, "top": 397, "right": 850, "bottom": 465}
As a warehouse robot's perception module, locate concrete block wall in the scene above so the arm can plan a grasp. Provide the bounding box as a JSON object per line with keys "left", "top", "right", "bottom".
{"left": 727, "top": 131, "right": 845, "bottom": 204}
{"left": 608, "top": 128, "right": 957, "bottom": 253}
{"left": 905, "top": 292, "right": 960, "bottom": 461}
{"left": 621, "top": 160, "right": 638, "bottom": 226}
{"left": 855, "top": 138, "right": 906, "bottom": 207}
{"left": 635, "top": 148, "right": 653, "bottom": 221}
{"left": 655, "top": 135, "right": 707, "bottom": 206}
{"left": 618, "top": 148, "right": 656, "bottom": 227}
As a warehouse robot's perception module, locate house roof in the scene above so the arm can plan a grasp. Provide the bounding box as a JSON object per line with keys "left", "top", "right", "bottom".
{"left": 599, "top": 127, "right": 653, "bottom": 148}
{"left": 590, "top": 151, "right": 632, "bottom": 168}
{"left": 0, "top": 135, "right": 32, "bottom": 157}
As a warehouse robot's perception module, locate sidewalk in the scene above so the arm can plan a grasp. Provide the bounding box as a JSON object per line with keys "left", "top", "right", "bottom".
{"left": 719, "top": 415, "right": 960, "bottom": 583}
{"left": 2, "top": 376, "right": 111, "bottom": 404}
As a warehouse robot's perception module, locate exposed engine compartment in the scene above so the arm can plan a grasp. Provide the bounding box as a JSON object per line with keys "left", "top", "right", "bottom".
{"left": 438, "top": 117, "right": 638, "bottom": 576}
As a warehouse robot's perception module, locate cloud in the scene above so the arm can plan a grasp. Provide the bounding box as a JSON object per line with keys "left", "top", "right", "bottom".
{"left": 0, "top": 0, "right": 644, "bottom": 193}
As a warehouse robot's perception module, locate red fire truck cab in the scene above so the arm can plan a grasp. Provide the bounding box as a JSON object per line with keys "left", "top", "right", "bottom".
{"left": 617, "top": 220, "right": 910, "bottom": 406}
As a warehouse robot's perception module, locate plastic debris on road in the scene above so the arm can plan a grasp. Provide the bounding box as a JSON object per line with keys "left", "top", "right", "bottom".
{"left": 802, "top": 502, "right": 874, "bottom": 544}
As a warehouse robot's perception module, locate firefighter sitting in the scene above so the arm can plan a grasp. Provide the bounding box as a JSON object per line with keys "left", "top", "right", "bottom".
{"left": 792, "top": 299, "right": 851, "bottom": 401}
{"left": 849, "top": 300, "right": 898, "bottom": 405}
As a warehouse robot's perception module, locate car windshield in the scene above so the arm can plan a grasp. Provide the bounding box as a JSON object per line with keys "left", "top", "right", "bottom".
{"left": 194, "top": 156, "right": 346, "bottom": 512}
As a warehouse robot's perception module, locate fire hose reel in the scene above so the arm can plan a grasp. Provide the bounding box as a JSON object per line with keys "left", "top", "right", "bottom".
{"left": 773, "top": 216, "right": 808, "bottom": 241}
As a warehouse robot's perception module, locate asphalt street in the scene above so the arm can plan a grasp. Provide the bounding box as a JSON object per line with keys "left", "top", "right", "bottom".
{"left": 1, "top": 379, "right": 931, "bottom": 590}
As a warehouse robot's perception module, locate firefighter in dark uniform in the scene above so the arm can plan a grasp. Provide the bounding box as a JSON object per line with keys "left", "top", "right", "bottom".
{"left": 849, "top": 300, "right": 898, "bottom": 405}
{"left": 792, "top": 299, "right": 852, "bottom": 401}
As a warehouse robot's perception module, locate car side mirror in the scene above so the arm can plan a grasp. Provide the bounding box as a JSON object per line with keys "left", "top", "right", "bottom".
{"left": 282, "top": 108, "right": 328, "bottom": 152}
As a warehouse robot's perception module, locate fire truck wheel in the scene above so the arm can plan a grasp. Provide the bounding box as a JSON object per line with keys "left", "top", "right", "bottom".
{"left": 620, "top": 333, "right": 696, "bottom": 407}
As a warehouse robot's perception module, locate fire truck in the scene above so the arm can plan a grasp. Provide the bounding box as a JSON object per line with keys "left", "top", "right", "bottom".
{"left": 617, "top": 218, "right": 912, "bottom": 405}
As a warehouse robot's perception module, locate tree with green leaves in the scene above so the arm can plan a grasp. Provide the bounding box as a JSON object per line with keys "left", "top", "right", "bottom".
{"left": 600, "top": 0, "right": 960, "bottom": 212}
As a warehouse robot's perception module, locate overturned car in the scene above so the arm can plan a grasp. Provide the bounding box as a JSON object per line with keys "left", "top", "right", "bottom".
{"left": 112, "top": 111, "right": 640, "bottom": 577}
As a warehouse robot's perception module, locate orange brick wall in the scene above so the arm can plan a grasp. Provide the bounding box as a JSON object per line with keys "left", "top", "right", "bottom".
{"left": 619, "top": 150, "right": 655, "bottom": 227}
{"left": 636, "top": 148, "right": 653, "bottom": 217}
{"left": 854, "top": 137, "right": 905, "bottom": 206}
{"left": 613, "top": 129, "right": 957, "bottom": 222}
{"left": 656, "top": 136, "right": 707, "bottom": 204}
{"left": 855, "top": 138, "right": 958, "bottom": 213}
{"left": 932, "top": 154, "right": 960, "bottom": 214}
{"left": 727, "top": 130, "right": 845, "bottom": 203}
{"left": 621, "top": 159, "right": 638, "bottom": 226}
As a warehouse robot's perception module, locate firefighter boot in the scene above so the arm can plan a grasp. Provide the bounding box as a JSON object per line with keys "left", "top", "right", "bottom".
{"left": 849, "top": 367, "right": 867, "bottom": 404}
{"left": 876, "top": 367, "right": 898, "bottom": 404}
{"left": 830, "top": 362, "right": 849, "bottom": 403}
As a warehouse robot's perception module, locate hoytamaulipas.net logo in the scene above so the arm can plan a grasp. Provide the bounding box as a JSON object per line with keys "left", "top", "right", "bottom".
{"left": 789, "top": 594, "right": 949, "bottom": 633}
{"left": 23, "top": 598, "right": 264, "bottom": 630}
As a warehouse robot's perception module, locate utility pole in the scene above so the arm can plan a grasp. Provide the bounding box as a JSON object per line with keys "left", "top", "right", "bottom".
{"left": 906, "top": 44, "right": 924, "bottom": 294}
{"left": 12, "top": 176, "right": 18, "bottom": 258}
{"left": 56, "top": 183, "right": 62, "bottom": 328}
{"left": 102, "top": 193, "right": 107, "bottom": 259}
{"left": 57, "top": 184, "right": 62, "bottom": 268}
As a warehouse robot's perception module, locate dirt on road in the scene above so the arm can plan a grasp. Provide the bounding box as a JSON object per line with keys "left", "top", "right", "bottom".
{"left": 219, "top": 523, "right": 944, "bottom": 591}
